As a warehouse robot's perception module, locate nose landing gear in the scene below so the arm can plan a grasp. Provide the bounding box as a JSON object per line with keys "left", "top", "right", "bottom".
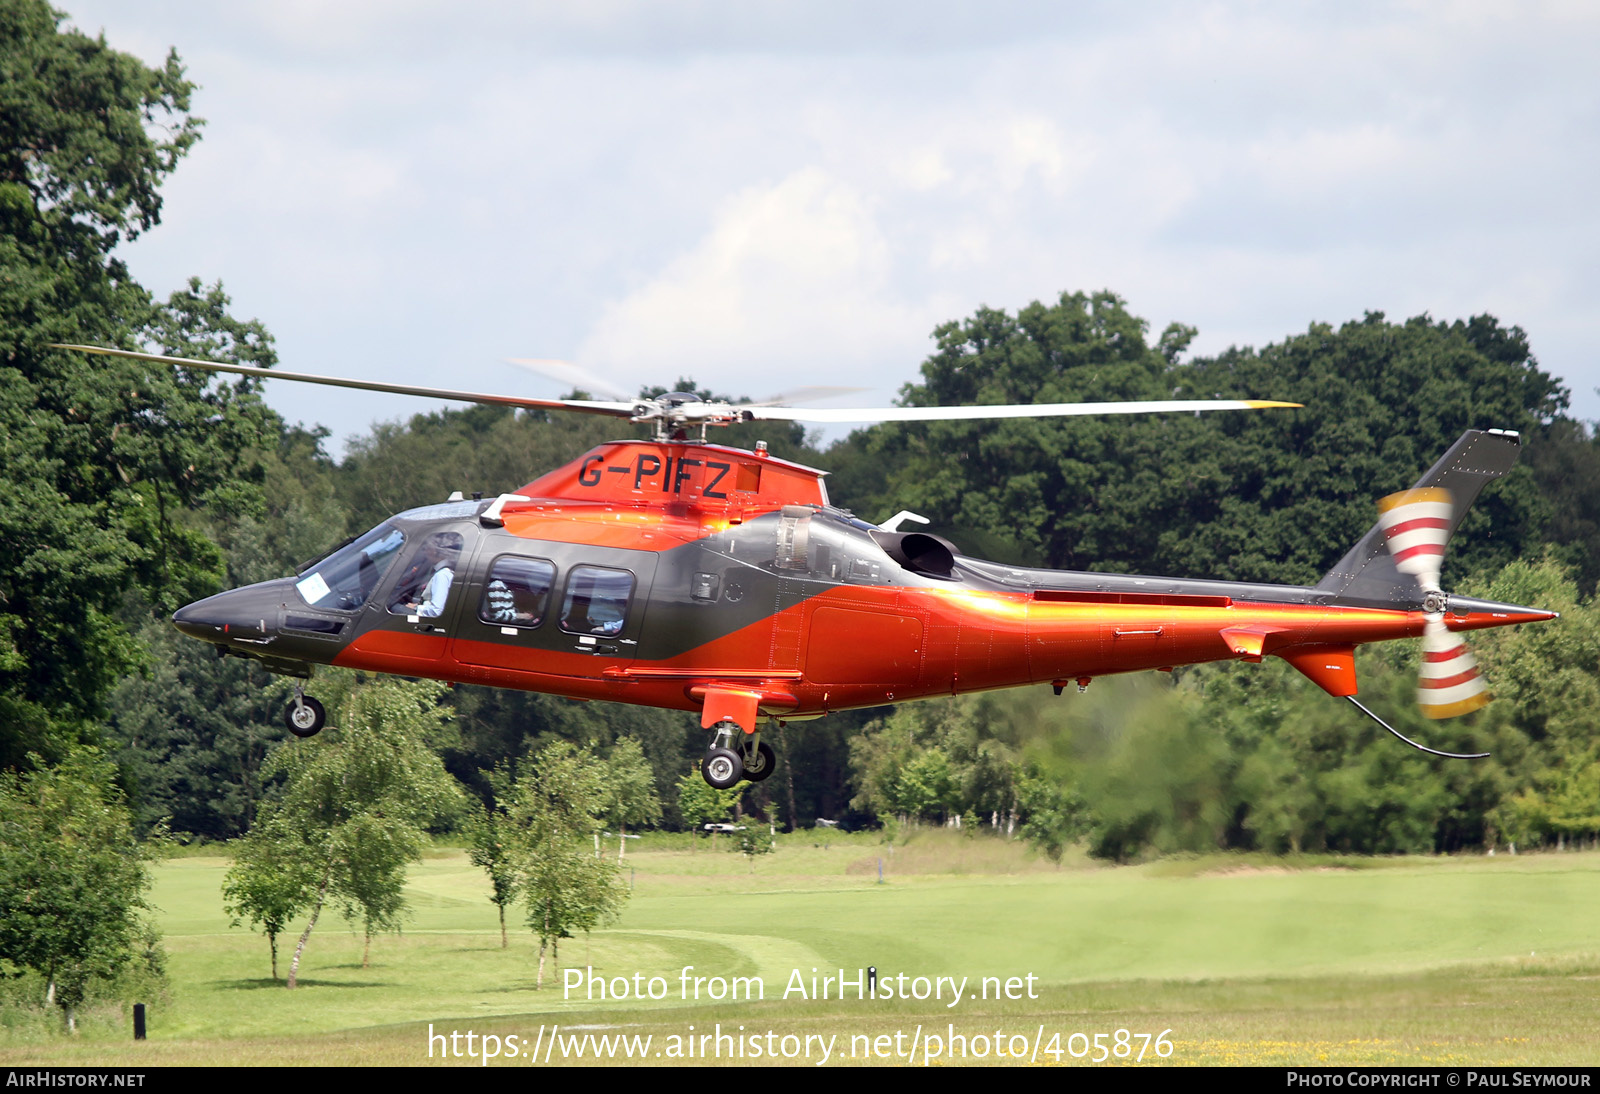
{"left": 285, "top": 687, "right": 326, "bottom": 738}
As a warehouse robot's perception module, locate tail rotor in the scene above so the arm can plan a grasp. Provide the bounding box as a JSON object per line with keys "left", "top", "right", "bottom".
{"left": 1417, "top": 619, "right": 1491, "bottom": 719}
{"left": 1377, "top": 486, "right": 1492, "bottom": 720}
{"left": 1376, "top": 486, "right": 1451, "bottom": 601}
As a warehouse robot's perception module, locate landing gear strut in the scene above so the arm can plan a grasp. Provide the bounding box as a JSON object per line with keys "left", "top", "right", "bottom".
{"left": 285, "top": 686, "right": 326, "bottom": 738}
{"left": 700, "top": 721, "right": 778, "bottom": 788}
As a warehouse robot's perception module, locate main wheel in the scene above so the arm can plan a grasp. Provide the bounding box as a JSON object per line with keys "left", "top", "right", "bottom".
{"left": 702, "top": 747, "right": 743, "bottom": 789}
{"left": 285, "top": 696, "right": 326, "bottom": 738}
{"left": 741, "top": 741, "right": 777, "bottom": 782}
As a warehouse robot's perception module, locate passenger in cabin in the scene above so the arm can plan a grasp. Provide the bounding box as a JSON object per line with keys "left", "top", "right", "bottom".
{"left": 559, "top": 565, "right": 631, "bottom": 636}
{"left": 485, "top": 578, "right": 517, "bottom": 622}
{"left": 587, "top": 598, "right": 625, "bottom": 636}
{"left": 480, "top": 558, "right": 554, "bottom": 626}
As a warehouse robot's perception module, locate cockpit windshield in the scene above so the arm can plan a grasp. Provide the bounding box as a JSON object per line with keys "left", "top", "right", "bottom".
{"left": 294, "top": 523, "right": 406, "bottom": 610}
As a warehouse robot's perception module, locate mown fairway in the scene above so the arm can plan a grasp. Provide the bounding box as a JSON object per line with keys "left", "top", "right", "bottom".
{"left": 4, "top": 834, "right": 1599, "bottom": 1066}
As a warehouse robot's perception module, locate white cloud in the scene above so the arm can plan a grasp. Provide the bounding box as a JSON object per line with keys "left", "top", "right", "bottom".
{"left": 578, "top": 168, "right": 937, "bottom": 397}
{"left": 1244, "top": 124, "right": 1417, "bottom": 198}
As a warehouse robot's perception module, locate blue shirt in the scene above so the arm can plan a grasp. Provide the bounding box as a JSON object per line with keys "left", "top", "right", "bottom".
{"left": 415, "top": 564, "right": 454, "bottom": 618}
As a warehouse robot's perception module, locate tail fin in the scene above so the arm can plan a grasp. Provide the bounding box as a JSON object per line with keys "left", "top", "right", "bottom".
{"left": 1315, "top": 429, "right": 1522, "bottom": 607}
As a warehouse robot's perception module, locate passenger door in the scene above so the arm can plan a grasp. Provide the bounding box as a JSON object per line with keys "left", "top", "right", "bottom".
{"left": 449, "top": 533, "right": 657, "bottom": 679}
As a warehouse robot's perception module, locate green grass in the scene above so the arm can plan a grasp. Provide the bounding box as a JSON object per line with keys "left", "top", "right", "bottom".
{"left": 5, "top": 831, "right": 1600, "bottom": 1066}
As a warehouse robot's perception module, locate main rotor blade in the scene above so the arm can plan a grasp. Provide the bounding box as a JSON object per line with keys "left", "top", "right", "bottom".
{"left": 504, "top": 357, "right": 633, "bottom": 401}
{"left": 52, "top": 345, "right": 639, "bottom": 418}
{"left": 748, "top": 386, "right": 871, "bottom": 407}
{"left": 742, "top": 399, "right": 1302, "bottom": 424}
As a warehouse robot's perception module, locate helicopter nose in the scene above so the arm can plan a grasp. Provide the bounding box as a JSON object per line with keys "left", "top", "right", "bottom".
{"left": 172, "top": 585, "right": 281, "bottom": 643}
{"left": 171, "top": 598, "right": 225, "bottom": 641}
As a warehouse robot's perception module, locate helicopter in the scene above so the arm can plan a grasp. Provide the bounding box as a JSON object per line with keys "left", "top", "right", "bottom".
{"left": 57, "top": 344, "right": 1558, "bottom": 788}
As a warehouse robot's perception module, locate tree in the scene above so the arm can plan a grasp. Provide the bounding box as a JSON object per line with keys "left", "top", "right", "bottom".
{"left": 103, "top": 422, "right": 348, "bottom": 841}
{"left": 1525, "top": 419, "right": 1600, "bottom": 596}
{"left": 106, "top": 617, "right": 293, "bottom": 839}
{"left": 0, "top": 750, "right": 156, "bottom": 1029}
{"left": 2, "top": 3, "right": 278, "bottom": 764}
{"left": 736, "top": 824, "right": 774, "bottom": 871}
{"left": 445, "top": 656, "right": 695, "bottom": 816}
{"left": 512, "top": 741, "right": 626, "bottom": 987}
{"left": 222, "top": 813, "right": 315, "bottom": 981}
{"left": 849, "top": 694, "right": 1025, "bottom": 828}
{"left": 902, "top": 748, "right": 958, "bottom": 823}
{"left": 1, "top": 2, "right": 199, "bottom": 247}
{"left": 465, "top": 764, "right": 520, "bottom": 949}
{"left": 262, "top": 676, "right": 462, "bottom": 988}
{"left": 333, "top": 810, "right": 414, "bottom": 968}
{"left": 1015, "top": 763, "right": 1091, "bottom": 862}
{"left": 600, "top": 738, "right": 661, "bottom": 860}
{"left": 676, "top": 765, "right": 745, "bottom": 847}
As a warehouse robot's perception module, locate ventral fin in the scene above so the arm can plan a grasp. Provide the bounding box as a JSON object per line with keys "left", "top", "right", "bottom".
{"left": 1276, "top": 644, "right": 1358, "bottom": 697}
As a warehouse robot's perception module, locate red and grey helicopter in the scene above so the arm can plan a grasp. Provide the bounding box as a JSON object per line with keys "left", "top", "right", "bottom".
{"left": 58, "top": 345, "right": 1559, "bottom": 787}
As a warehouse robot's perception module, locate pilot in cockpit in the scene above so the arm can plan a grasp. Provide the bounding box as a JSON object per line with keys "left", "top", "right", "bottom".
{"left": 392, "top": 532, "right": 463, "bottom": 617}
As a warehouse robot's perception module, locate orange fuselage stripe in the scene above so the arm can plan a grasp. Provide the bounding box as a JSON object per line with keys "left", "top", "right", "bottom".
{"left": 336, "top": 583, "right": 1448, "bottom": 716}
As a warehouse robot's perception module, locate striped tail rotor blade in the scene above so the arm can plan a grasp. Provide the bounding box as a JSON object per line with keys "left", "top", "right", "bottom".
{"left": 1378, "top": 486, "right": 1453, "bottom": 592}
{"left": 1418, "top": 618, "right": 1491, "bottom": 719}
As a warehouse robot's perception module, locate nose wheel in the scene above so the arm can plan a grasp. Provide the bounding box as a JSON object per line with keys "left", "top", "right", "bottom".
{"left": 285, "top": 690, "right": 326, "bottom": 738}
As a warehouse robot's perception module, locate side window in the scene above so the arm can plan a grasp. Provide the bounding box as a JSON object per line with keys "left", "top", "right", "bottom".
{"left": 560, "top": 566, "right": 635, "bottom": 636}
{"left": 480, "top": 556, "right": 556, "bottom": 628}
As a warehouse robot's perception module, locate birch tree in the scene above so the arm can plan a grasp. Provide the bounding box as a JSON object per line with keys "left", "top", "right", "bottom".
{"left": 512, "top": 741, "right": 625, "bottom": 987}
{"left": 599, "top": 738, "right": 661, "bottom": 861}
{"left": 259, "top": 677, "right": 461, "bottom": 988}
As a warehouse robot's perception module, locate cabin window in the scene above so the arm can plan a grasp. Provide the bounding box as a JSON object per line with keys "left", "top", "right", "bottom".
{"left": 559, "top": 566, "right": 635, "bottom": 636}
{"left": 480, "top": 556, "right": 556, "bottom": 628}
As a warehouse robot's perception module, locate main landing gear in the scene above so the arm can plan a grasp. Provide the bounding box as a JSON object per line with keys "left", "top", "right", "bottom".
{"left": 700, "top": 721, "right": 777, "bottom": 789}
{"left": 285, "top": 686, "right": 326, "bottom": 738}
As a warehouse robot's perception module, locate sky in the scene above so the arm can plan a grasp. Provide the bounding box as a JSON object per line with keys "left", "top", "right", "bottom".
{"left": 59, "top": 1, "right": 1600, "bottom": 457}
